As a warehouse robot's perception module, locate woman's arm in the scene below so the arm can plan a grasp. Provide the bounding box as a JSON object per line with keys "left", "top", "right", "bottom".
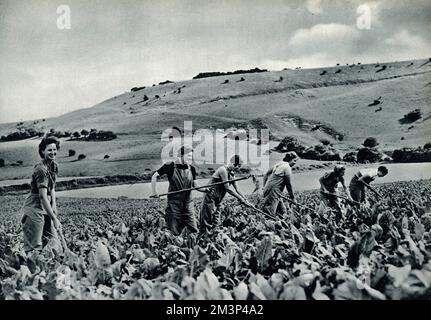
{"left": 284, "top": 175, "right": 295, "bottom": 201}
{"left": 219, "top": 170, "right": 248, "bottom": 204}
{"left": 262, "top": 168, "right": 272, "bottom": 187}
{"left": 226, "top": 188, "right": 249, "bottom": 204}
{"left": 39, "top": 188, "right": 60, "bottom": 228}
{"left": 319, "top": 177, "right": 331, "bottom": 194}
{"left": 151, "top": 172, "right": 160, "bottom": 197}
{"left": 357, "top": 175, "right": 374, "bottom": 189}
{"left": 341, "top": 180, "right": 349, "bottom": 193}
{"left": 50, "top": 188, "right": 57, "bottom": 214}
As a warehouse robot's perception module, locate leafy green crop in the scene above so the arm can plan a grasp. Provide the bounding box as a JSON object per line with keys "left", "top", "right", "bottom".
{"left": 0, "top": 180, "right": 430, "bottom": 300}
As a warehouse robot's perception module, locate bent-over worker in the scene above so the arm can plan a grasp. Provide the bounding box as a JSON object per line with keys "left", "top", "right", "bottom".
{"left": 199, "top": 155, "right": 251, "bottom": 233}
{"left": 262, "top": 151, "right": 298, "bottom": 217}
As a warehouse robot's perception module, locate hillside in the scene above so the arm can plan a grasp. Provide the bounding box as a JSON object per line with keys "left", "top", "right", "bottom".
{"left": 0, "top": 58, "right": 430, "bottom": 180}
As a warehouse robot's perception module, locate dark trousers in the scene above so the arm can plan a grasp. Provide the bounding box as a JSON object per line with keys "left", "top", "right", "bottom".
{"left": 349, "top": 177, "right": 366, "bottom": 203}
{"left": 165, "top": 196, "right": 198, "bottom": 236}
{"left": 200, "top": 193, "right": 222, "bottom": 233}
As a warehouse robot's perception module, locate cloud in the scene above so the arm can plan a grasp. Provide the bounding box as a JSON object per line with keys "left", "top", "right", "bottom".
{"left": 288, "top": 23, "right": 360, "bottom": 56}
{"left": 382, "top": 29, "right": 431, "bottom": 61}
{"left": 385, "top": 29, "right": 426, "bottom": 49}
{"left": 306, "top": 0, "right": 323, "bottom": 15}
{"left": 263, "top": 23, "right": 431, "bottom": 70}
{"left": 1, "top": 0, "right": 431, "bottom": 123}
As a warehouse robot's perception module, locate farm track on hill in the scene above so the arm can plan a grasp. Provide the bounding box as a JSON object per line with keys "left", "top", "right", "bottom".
{"left": 197, "top": 70, "right": 431, "bottom": 105}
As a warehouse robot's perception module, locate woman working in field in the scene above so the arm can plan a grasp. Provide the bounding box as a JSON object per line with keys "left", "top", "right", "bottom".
{"left": 349, "top": 166, "right": 388, "bottom": 204}
{"left": 319, "top": 165, "right": 352, "bottom": 219}
{"left": 20, "top": 136, "right": 62, "bottom": 252}
{"left": 199, "top": 155, "right": 251, "bottom": 234}
{"left": 151, "top": 145, "right": 205, "bottom": 236}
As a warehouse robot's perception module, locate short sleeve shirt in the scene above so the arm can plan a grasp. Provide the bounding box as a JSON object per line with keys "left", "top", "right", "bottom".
{"left": 23, "top": 160, "right": 58, "bottom": 215}
{"left": 272, "top": 161, "right": 292, "bottom": 177}
{"left": 263, "top": 161, "right": 292, "bottom": 195}
{"left": 320, "top": 171, "right": 344, "bottom": 193}
{"left": 213, "top": 165, "right": 234, "bottom": 181}
{"left": 30, "top": 161, "right": 58, "bottom": 195}
{"left": 359, "top": 168, "right": 378, "bottom": 179}
{"left": 358, "top": 168, "right": 378, "bottom": 184}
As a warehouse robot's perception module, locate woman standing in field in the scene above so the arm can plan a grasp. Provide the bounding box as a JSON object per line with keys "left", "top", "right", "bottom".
{"left": 151, "top": 145, "right": 204, "bottom": 236}
{"left": 21, "top": 136, "right": 62, "bottom": 252}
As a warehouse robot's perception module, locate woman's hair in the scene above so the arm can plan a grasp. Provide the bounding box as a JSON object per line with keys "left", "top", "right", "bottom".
{"left": 38, "top": 136, "right": 60, "bottom": 158}
{"left": 334, "top": 165, "right": 345, "bottom": 173}
{"left": 229, "top": 154, "right": 243, "bottom": 167}
{"left": 283, "top": 151, "right": 298, "bottom": 162}
{"left": 377, "top": 165, "right": 388, "bottom": 176}
{"left": 177, "top": 144, "right": 193, "bottom": 157}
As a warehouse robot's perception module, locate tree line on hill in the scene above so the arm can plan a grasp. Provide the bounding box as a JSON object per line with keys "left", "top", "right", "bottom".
{"left": 0, "top": 127, "right": 117, "bottom": 142}
{"left": 193, "top": 67, "right": 268, "bottom": 80}
{"left": 275, "top": 136, "right": 431, "bottom": 163}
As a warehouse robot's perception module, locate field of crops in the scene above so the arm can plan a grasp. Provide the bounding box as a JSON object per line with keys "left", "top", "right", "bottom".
{"left": 1, "top": 180, "right": 431, "bottom": 300}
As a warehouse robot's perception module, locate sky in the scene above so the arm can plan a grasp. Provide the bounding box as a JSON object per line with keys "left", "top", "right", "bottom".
{"left": 0, "top": 0, "right": 430, "bottom": 123}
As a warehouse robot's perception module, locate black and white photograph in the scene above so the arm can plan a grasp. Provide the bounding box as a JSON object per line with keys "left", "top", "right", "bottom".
{"left": 0, "top": 0, "right": 430, "bottom": 307}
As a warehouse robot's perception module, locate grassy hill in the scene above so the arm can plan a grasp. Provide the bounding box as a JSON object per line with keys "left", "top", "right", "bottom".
{"left": 1, "top": 58, "right": 430, "bottom": 180}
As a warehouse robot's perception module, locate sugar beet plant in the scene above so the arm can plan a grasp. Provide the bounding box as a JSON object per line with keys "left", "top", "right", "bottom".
{"left": 0, "top": 180, "right": 430, "bottom": 300}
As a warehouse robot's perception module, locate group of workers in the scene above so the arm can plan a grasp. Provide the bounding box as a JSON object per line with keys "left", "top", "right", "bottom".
{"left": 20, "top": 137, "right": 389, "bottom": 252}
{"left": 150, "top": 145, "right": 389, "bottom": 237}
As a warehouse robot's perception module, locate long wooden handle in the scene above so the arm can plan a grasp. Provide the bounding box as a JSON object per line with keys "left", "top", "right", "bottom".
{"left": 359, "top": 180, "right": 383, "bottom": 198}
{"left": 277, "top": 192, "right": 315, "bottom": 211}
{"left": 153, "top": 174, "right": 251, "bottom": 197}
{"left": 322, "top": 192, "right": 361, "bottom": 205}
{"left": 245, "top": 204, "right": 278, "bottom": 221}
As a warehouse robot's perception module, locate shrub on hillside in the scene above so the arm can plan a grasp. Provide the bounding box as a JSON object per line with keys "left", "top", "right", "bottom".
{"left": 69, "top": 149, "right": 76, "bottom": 157}
{"left": 392, "top": 148, "right": 431, "bottom": 162}
{"left": 320, "top": 139, "right": 331, "bottom": 146}
{"left": 363, "top": 137, "right": 379, "bottom": 148}
{"left": 131, "top": 86, "right": 145, "bottom": 92}
{"left": 343, "top": 152, "right": 357, "bottom": 162}
{"left": 400, "top": 109, "right": 422, "bottom": 124}
{"left": 357, "top": 147, "right": 382, "bottom": 163}
{"left": 78, "top": 154, "right": 86, "bottom": 161}
{"left": 81, "top": 129, "right": 89, "bottom": 136}
{"left": 159, "top": 80, "right": 174, "bottom": 85}
{"left": 423, "top": 142, "right": 431, "bottom": 150}
{"left": 301, "top": 145, "right": 341, "bottom": 161}
{"left": 71, "top": 129, "right": 117, "bottom": 141}
{"left": 0, "top": 127, "right": 43, "bottom": 142}
{"left": 275, "top": 136, "right": 306, "bottom": 154}
{"left": 47, "top": 129, "right": 68, "bottom": 138}
{"left": 0, "top": 159, "right": 5, "bottom": 167}
{"left": 87, "top": 130, "right": 117, "bottom": 141}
